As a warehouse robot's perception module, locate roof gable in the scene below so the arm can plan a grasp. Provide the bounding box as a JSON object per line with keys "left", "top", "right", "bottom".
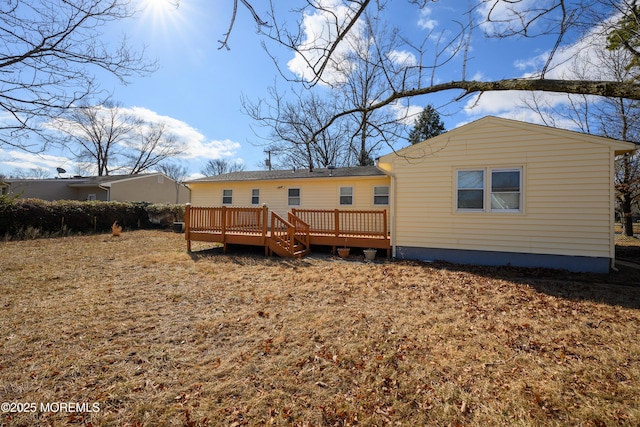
{"left": 380, "top": 116, "right": 637, "bottom": 162}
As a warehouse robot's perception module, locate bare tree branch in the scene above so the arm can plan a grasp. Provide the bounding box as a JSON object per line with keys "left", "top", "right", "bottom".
{"left": 0, "top": 0, "right": 157, "bottom": 150}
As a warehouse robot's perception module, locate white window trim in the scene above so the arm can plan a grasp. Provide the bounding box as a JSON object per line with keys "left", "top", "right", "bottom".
{"left": 222, "top": 189, "right": 233, "bottom": 205}
{"left": 373, "top": 186, "right": 389, "bottom": 205}
{"left": 251, "top": 189, "right": 260, "bottom": 205}
{"left": 490, "top": 168, "right": 522, "bottom": 213}
{"left": 339, "top": 186, "right": 353, "bottom": 205}
{"left": 288, "top": 188, "right": 301, "bottom": 206}
{"left": 456, "top": 169, "right": 485, "bottom": 212}
{"left": 455, "top": 167, "right": 523, "bottom": 213}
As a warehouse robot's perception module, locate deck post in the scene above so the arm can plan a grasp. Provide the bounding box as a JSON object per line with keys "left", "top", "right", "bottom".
{"left": 185, "top": 203, "right": 191, "bottom": 252}
{"left": 221, "top": 206, "right": 227, "bottom": 253}
{"left": 221, "top": 205, "right": 227, "bottom": 239}
{"left": 262, "top": 204, "right": 269, "bottom": 255}
{"left": 383, "top": 209, "right": 389, "bottom": 257}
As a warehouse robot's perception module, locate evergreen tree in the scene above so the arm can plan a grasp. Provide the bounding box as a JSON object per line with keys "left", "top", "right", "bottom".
{"left": 408, "top": 105, "right": 446, "bottom": 145}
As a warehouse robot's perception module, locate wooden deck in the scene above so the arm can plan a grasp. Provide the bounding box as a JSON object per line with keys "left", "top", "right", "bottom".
{"left": 185, "top": 205, "right": 390, "bottom": 257}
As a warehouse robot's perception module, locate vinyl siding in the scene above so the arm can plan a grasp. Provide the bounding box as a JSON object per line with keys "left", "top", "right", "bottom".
{"left": 188, "top": 176, "right": 391, "bottom": 219}
{"left": 110, "top": 174, "right": 190, "bottom": 204}
{"left": 380, "top": 117, "right": 629, "bottom": 260}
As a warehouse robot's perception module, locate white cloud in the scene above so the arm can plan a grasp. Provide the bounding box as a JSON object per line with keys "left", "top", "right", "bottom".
{"left": 476, "top": 0, "right": 550, "bottom": 35}
{"left": 286, "top": 1, "right": 364, "bottom": 85}
{"left": 48, "top": 105, "right": 241, "bottom": 162}
{"left": 0, "top": 148, "right": 74, "bottom": 176}
{"left": 390, "top": 101, "right": 425, "bottom": 126}
{"left": 462, "top": 15, "right": 626, "bottom": 130}
{"left": 2, "top": 106, "right": 242, "bottom": 176}
{"left": 387, "top": 50, "right": 417, "bottom": 67}
{"left": 121, "top": 106, "right": 241, "bottom": 159}
{"left": 418, "top": 8, "right": 438, "bottom": 31}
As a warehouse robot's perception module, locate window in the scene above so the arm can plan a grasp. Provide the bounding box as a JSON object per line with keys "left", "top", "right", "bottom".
{"left": 251, "top": 189, "right": 260, "bottom": 205}
{"left": 339, "top": 187, "right": 353, "bottom": 205}
{"left": 373, "top": 186, "right": 389, "bottom": 205}
{"left": 288, "top": 188, "right": 300, "bottom": 206}
{"left": 158, "top": 175, "right": 164, "bottom": 184}
{"left": 457, "top": 170, "right": 484, "bottom": 210}
{"left": 222, "top": 189, "right": 232, "bottom": 204}
{"left": 456, "top": 168, "right": 522, "bottom": 212}
{"left": 491, "top": 169, "right": 521, "bottom": 211}
{"left": 87, "top": 194, "right": 96, "bottom": 201}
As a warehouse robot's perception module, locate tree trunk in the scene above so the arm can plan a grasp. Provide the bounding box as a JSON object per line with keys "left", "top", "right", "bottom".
{"left": 622, "top": 198, "right": 635, "bottom": 237}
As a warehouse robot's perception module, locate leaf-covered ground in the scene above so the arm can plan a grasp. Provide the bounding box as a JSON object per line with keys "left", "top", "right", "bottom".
{"left": 1, "top": 231, "right": 639, "bottom": 426}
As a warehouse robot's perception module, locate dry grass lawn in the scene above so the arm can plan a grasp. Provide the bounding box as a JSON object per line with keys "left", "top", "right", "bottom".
{"left": 1, "top": 230, "right": 640, "bottom": 426}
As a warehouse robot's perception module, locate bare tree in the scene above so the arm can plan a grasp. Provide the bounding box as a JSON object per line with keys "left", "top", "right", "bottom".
{"left": 0, "top": 0, "right": 156, "bottom": 150}
{"left": 201, "top": 159, "right": 246, "bottom": 176}
{"left": 242, "top": 86, "right": 352, "bottom": 170}
{"left": 126, "top": 122, "right": 185, "bottom": 174}
{"left": 8, "top": 167, "right": 51, "bottom": 179}
{"left": 51, "top": 102, "right": 135, "bottom": 176}
{"left": 525, "top": 38, "right": 640, "bottom": 236}
{"left": 336, "top": 11, "right": 410, "bottom": 165}
{"left": 243, "top": 9, "right": 413, "bottom": 169}
{"left": 49, "top": 102, "right": 184, "bottom": 176}
{"left": 223, "top": 1, "right": 640, "bottom": 108}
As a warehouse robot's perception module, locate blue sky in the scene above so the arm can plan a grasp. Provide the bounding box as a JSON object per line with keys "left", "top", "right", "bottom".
{"left": 0, "top": 0, "right": 614, "bottom": 179}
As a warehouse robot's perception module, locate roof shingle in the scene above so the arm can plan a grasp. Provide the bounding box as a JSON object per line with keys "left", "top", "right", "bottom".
{"left": 186, "top": 166, "right": 386, "bottom": 183}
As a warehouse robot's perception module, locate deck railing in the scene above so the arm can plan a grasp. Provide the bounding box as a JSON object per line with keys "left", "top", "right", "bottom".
{"left": 291, "top": 208, "right": 387, "bottom": 238}
{"left": 185, "top": 205, "right": 388, "bottom": 255}
{"left": 185, "top": 205, "right": 268, "bottom": 235}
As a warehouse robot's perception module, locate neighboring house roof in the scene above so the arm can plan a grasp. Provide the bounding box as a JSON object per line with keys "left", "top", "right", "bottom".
{"left": 5, "top": 173, "right": 166, "bottom": 187}
{"left": 186, "top": 166, "right": 386, "bottom": 183}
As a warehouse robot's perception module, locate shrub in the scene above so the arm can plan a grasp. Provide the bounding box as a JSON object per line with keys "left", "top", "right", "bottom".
{"left": 0, "top": 198, "right": 182, "bottom": 239}
{"left": 146, "top": 203, "right": 185, "bottom": 227}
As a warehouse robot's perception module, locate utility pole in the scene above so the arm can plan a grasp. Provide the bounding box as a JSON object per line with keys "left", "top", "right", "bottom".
{"left": 264, "top": 150, "right": 272, "bottom": 170}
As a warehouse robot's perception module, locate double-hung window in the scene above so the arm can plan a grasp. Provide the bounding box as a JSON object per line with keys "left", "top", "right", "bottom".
{"left": 457, "top": 170, "right": 485, "bottom": 210}
{"left": 222, "top": 189, "right": 233, "bottom": 205}
{"left": 288, "top": 188, "right": 301, "bottom": 206}
{"left": 457, "top": 168, "right": 522, "bottom": 212}
{"left": 490, "top": 169, "right": 521, "bottom": 211}
{"left": 339, "top": 187, "right": 353, "bottom": 205}
{"left": 373, "top": 186, "right": 389, "bottom": 205}
{"left": 251, "top": 189, "right": 260, "bottom": 205}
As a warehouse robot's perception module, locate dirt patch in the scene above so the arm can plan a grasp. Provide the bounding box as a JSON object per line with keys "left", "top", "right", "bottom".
{"left": 1, "top": 231, "right": 639, "bottom": 426}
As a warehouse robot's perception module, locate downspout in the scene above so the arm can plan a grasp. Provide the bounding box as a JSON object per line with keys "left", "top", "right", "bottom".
{"left": 99, "top": 185, "right": 110, "bottom": 201}
{"left": 610, "top": 149, "right": 616, "bottom": 272}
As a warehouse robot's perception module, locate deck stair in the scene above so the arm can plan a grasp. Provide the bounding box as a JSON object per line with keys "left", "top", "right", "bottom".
{"left": 267, "top": 212, "right": 310, "bottom": 258}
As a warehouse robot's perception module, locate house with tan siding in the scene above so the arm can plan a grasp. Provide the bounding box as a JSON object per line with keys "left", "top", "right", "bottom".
{"left": 185, "top": 116, "right": 636, "bottom": 272}
{"left": 377, "top": 116, "right": 636, "bottom": 273}
{"left": 187, "top": 166, "right": 390, "bottom": 218}
{"left": 4, "top": 173, "right": 190, "bottom": 204}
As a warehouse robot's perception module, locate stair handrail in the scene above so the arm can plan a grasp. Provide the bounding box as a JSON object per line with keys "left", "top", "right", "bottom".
{"left": 270, "top": 211, "right": 296, "bottom": 255}
{"left": 288, "top": 212, "right": 310, "bottom": 250}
